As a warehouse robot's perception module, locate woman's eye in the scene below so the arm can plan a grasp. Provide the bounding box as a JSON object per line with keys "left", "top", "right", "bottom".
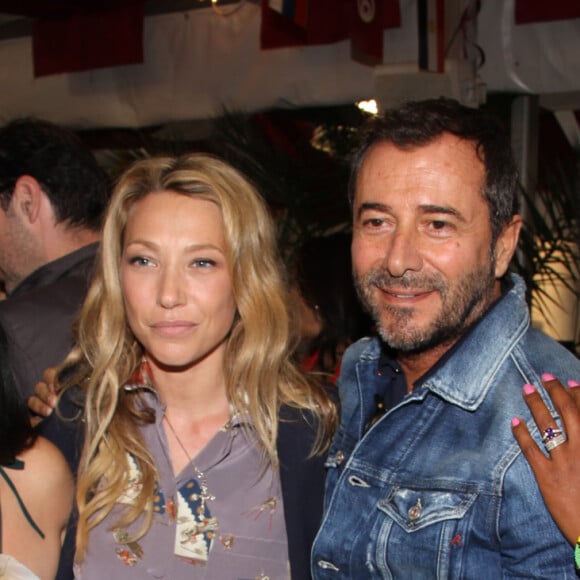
{"left": 192, "top": 258, "right": 217, "bottom": 268}
{"left": 128, "top": 256, "right": 153, "bottom": 267}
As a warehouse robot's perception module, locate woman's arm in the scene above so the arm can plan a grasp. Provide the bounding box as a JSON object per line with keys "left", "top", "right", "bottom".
{"left": 3, "top": 436, "right": 74, "bottom": 580}
{"left": 511, "top": 373, "right": 580, "bottom": 545}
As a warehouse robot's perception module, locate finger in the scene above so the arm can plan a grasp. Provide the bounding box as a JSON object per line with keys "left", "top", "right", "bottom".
{"left": 30, "top": 415, "right": 43, "bottom": 428}
{"left": 541, "top": 374, "right": 580, "bottom": 441}
{"left": 34, "top": 379, "right": 58, "bottom": 408}
{"left": 567, "top": 379, "right": 580, "bottom": 409}
{"left": 27, "top": 394, "right": 54, "bottom": 418}
{"left": 521, "top": 383, "right": 569, "bottom": 455}
{"left": 511, "top": 416, "right": 549, "bottom": 470}
{"left": 42, "top": 366, "right": 59, "bottom": 392}
{"left": 521, "top": 384, "right": 557, "bottom": 432}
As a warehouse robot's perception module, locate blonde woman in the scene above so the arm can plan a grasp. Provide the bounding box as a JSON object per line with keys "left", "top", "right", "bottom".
{"left": 54, "top": 153, "right": 336, "bottom": 579}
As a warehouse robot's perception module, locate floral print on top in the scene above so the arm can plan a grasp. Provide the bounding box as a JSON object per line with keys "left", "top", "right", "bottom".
{"left": 76, "top": 361, "right": 290, "bottom": 580}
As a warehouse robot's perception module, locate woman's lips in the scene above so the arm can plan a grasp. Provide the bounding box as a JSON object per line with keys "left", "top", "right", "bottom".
{"left": 150, "top": 321, "right": 196, "bottom": 337}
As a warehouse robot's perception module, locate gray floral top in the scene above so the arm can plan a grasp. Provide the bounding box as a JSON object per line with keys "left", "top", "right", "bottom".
{"left": 76, "top": 364, "right": 289, "bottom": 579}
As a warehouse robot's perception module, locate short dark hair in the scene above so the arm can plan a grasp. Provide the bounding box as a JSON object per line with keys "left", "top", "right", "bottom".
{"left": 349, "top": 98, "right": 519, "bottom": 241}
{"left": 0, "top": 118, "right": 109, "bottom": 230}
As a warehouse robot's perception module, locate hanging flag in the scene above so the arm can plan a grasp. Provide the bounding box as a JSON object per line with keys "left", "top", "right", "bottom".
{"left": 418, "top": 0, "right": 444, "bottom": 73}
{"left": 33, "top": 2, "right": 144, "bottom": 77}
{"left": 268, "top": 0, "right": 309, "bottom": 28}
{"left": 348, "top": 0, "right": 401, "bottom": 66}
{"left": 261, "top": 0, "right": 401, "bottom": 66}
{"left": 261, "top": 0, "right": 346, "bottom": 50}
{"left": 515, "top": 1, "right": 580, "bottom": 24}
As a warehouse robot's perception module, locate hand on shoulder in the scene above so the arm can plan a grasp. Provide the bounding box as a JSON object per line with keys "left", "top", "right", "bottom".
{"left": 512, "top": 373, "right": 580, "bottom": 545}
{"left": 27, "top": 367, "right": 59, "bottom": 421}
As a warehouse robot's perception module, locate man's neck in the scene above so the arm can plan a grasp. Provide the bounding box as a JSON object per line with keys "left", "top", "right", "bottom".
{"left": 398, "top": 338, "right": 460, "bottom": 392}
{"left": 6, "top": 230, "right": 99, "bottom": 295}
{"left": 42, "top": 227, "right": 100, "bottom": 265}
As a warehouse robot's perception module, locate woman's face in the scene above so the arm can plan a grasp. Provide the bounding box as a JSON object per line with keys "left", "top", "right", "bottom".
{"left": 121, "top": 191, "right": 236, "bottom": 373}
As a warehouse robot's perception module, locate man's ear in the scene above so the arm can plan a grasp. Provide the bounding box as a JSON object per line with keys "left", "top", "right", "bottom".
{"left": 494, "top": 215, "right": 523, "bottom": 278}
{"left": 12, "top": 175, "right": 44, "bottom": 224}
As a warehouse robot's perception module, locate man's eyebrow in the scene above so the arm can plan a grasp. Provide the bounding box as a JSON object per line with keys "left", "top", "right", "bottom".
{"left": 356, "top": 202, "right": 391, "bottom": 219}
{"left": 355, "top": 202, "right": 467, "bottom": 222}
{"left": 420, "top": 204, "right": 465, "bottom": 221}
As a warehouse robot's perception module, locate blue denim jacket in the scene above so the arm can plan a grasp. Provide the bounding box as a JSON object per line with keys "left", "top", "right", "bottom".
{"left": 312, "top": 274, "right": 580, "bottom": 578}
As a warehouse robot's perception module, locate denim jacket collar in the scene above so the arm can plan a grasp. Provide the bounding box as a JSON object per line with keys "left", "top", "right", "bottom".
{"left": 418, "top": 274, "right": 529, "bottom": 410}
{"left": 357, "top": 273, "right": 530, "bottom": 413}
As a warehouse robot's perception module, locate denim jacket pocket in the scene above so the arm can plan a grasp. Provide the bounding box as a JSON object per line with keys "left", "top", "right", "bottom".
{"left": 363, "top": 487, "right": 480, "bottom": 578}
{"left": 378, "top": 486, "right": 478, "bottom": 532}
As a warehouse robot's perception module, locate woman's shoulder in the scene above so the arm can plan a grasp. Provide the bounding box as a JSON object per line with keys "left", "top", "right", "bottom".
{"left": 19, "top": 436, "right": 70, "bottom": 477}
{"left": 14, "top": 436, "right": 73, "bottom": 512}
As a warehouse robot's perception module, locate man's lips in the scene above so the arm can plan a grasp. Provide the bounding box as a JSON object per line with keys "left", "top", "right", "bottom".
{"left": 376, "top": 286, "right": 435, "bottom": 303}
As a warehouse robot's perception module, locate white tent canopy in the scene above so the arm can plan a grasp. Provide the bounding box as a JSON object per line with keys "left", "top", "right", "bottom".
{"left": 0, "top": 0, "right": 577, "bottom": 130}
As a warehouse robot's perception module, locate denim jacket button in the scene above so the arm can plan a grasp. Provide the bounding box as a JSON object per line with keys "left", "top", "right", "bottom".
{"left": 408, "top": 498, "right": 423, "bottom": 521}
{"left": 335, "top": 450, "right": 345, "bottom": 465}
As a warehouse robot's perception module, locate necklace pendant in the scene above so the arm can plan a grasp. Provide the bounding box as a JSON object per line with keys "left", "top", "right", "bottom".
{"left": 199, "top": 483, "right": 216, "bottom": 503}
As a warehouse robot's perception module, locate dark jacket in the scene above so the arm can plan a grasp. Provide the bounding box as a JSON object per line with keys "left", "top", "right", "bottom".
{"left": 278, "top": 404, "right": 328, "bottom": 579}
{"left": 0, "top": 243, "right": 98, "bottom": 398}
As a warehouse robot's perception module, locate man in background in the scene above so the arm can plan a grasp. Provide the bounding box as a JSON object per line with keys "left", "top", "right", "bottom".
{"left": 311, "top": 98, "right": 580, "bottom": 578}
{"left": 0, "top": 118, "right": 109, "bottom": 398}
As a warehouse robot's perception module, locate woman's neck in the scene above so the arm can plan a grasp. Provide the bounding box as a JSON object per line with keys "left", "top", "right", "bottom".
{"left": 152, "top": 360, "right": 229, "bottom": 418}
{"left": 150, "top": 359, "right": 231, "bottom": 472}
{"left": 141, "top": 344, "right": 232, "bottom": 473}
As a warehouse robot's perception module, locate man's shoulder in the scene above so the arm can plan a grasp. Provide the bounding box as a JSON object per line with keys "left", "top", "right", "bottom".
{"left": 0, "top": 276, "right": 89, "bottom": 323}
{"left": 0, "top": 246, "right": 97, "bottom": 324}
{"left": 518, "top": 325, "right": 580, "bottom": 374}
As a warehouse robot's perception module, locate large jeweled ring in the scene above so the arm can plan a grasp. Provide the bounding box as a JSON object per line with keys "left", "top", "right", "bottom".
{"left": 542, "top": 426, "right": 567, "bottom": 451}
{"left": 542, "top": 426, "right": 562, "bottom": 443}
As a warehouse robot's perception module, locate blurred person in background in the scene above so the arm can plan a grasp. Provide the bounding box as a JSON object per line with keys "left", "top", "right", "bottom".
{"left": 0, "top": 118, "right": 109, "bottom": 399}
{"left": 292, "top": 232, "right": 373, "bottom": 383}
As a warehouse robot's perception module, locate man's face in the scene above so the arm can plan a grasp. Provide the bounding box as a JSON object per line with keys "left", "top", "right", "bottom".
{"left": 0, "top": 198, "right": 39, "bottom": 293}
{"left": 352, "top": 134, "right": 510, "bottom": 354}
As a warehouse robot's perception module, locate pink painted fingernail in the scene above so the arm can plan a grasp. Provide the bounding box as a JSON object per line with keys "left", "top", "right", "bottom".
{"left": 511, "top": 417, "right": 521, "bottom": 427}
{"left": 542, "top": 373, "right": 556, "bottom": 382}
{"left": 568, "top": 380, "right": 580, "bottom": 388}
{"left": 523, "top": 384, "right": 536, "bottom": 395}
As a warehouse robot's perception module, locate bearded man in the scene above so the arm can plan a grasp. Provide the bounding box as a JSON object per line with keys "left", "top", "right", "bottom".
{"left": 311, "top": 98, "right": 580, "bottom": 578}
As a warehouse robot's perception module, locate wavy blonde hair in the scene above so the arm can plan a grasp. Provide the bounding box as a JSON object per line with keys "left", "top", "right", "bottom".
{"left": 63, "top": 153, "right": 337, "bottom": 557}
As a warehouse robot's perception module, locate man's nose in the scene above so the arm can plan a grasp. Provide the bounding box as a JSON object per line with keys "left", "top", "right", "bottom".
{"left": 382, "top": 229, "right": 423, "bottom": 278}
